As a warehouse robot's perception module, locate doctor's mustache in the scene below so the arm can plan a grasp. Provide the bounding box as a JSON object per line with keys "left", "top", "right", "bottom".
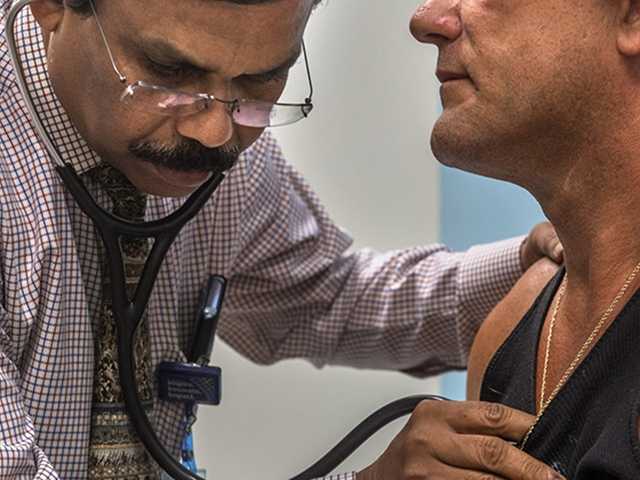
{"left": 129, "top": 139, "right": 240, "bottom": 174}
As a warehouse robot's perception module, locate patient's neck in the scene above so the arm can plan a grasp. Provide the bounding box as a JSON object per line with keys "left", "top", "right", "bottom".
{"left": 533, "top": 138, "right": 640, "bottom": 327}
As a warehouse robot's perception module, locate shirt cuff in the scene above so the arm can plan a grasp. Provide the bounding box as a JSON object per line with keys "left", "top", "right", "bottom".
{"left": 455, "top": 236, "right": 525, "bottom": 365}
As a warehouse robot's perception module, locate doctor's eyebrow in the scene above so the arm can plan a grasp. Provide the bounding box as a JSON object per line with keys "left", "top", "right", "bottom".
{"left": 219, "top": 0, "right": 322, "bottom": 4}
{"left": 250, "top": 48, "right": 302, "bottom": 79}
{"left": 219, "top": 0, "right": 279, "bottom": 3}
{"left": 138, "top": 37, "right": 302, "bottom": 79}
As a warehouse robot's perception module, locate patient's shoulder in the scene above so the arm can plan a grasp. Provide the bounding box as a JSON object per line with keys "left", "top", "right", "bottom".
{"left": 466, "top": 258, "right": 560, "bottom": 400}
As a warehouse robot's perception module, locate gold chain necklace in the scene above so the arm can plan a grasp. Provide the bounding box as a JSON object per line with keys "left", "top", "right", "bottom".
{"left": 520, "top": 260, "right": 640, "bottom": 449}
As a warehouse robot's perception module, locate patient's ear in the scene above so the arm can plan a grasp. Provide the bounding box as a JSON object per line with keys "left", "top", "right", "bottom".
{"left": 29, "top": 0, "right": 65, "bottom": 34}
{"left": 618, "top": 0, "right": 640, "bottom": 56}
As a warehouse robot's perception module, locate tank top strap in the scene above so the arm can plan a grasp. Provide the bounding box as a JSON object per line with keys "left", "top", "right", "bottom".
{"left": 480, "top": 268, "right": 566, "bottom": 413}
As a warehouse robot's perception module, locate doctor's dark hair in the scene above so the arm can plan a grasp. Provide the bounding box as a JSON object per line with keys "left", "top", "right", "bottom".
{"left": 62, "top": 0, "right": 322, "bottom": 15}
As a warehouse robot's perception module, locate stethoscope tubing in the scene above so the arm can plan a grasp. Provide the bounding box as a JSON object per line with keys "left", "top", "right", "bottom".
{"left": 289, "top": 395, "right": 448, "bottom": 480}
{"left": 57, "top": 166, "right": 223, "bottom": 480}
{"left": 56, "top": 165, "right": 225, "bottom": 326}
{"left": 6, "top": 0, "right": 66, "bottom": 168}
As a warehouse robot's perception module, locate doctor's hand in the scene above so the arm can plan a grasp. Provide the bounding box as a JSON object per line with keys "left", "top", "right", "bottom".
{"left": 520, "top": 222, "right": 563, "bottom": 271}
{"left": 357, "top": 400, "right": 564, "bottom": 480}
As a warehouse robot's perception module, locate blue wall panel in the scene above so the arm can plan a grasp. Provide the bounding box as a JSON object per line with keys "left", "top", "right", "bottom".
{"left": 439, "top": 166, "right": 545, "bottom": 399}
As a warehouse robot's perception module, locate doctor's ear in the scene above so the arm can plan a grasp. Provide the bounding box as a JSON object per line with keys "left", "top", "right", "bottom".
{"left": 29, "top": 0, "right": 65, "bottom": 34}
{"left": 618, "top": 0, "right": 640, "bottom": 56}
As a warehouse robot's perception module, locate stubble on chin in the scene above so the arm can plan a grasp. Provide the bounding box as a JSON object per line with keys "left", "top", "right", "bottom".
{"left": 429, "top": 113, "right": 512, "bottom": 181}
{"left": 430, "top": 115, "right": 477, "bottom": 170}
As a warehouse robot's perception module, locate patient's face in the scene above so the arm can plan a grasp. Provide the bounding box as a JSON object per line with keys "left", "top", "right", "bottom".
{"left": 410, "top": 0, "right": 618, "bottom": 185}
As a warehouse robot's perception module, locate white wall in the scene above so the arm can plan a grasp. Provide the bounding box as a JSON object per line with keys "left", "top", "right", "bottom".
{"left": 193, "top": 1, "right": 444, "bottom": 478}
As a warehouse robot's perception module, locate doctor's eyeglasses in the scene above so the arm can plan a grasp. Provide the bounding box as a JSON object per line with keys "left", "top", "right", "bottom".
{"left": 89, "top": 0, "right": 314, "bottom": 128}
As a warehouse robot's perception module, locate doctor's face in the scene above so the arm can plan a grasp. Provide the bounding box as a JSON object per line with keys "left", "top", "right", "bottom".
{"left": 41, "top": 0, "right": 314, "bottom": 196}
{"left": 410, "top": 0, "right": 619, "bottom": 185}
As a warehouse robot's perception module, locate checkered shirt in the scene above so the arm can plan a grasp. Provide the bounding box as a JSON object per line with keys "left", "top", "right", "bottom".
{"left": 0, "top": 3, "right": 523, "bottom": 479}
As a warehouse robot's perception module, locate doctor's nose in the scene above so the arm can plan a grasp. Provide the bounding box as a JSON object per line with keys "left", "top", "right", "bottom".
{"left": 175, "top": 102, "right": 234, "bottom": 149}
{"left": 410, "top": 0, "right": 462, "bottom": 45}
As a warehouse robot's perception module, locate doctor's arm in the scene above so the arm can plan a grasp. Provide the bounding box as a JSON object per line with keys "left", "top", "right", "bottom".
{"left": 0, "top": 277, "right": 59, "bottom": 479}
{"left": 219, "top": 134, "right": 560, "bottom": 375}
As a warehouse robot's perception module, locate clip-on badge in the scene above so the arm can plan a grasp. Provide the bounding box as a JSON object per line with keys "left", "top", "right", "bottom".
{"left": 158, "top": 275, "right": 226, "bottom": 405}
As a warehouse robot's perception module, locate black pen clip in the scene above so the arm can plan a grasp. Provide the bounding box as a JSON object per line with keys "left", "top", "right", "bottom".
{"left": 188, "top": 275, "right": 227, "bottom": 365}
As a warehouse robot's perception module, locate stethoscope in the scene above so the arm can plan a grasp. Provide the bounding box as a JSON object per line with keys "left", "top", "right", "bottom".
{"left": 5, "top": 1, "right": 447, "bottom": 479}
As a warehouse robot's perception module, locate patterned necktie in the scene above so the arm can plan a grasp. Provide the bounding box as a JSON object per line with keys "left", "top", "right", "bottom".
{"left": 86, "top": 164, "right": 159, "bottom": 480}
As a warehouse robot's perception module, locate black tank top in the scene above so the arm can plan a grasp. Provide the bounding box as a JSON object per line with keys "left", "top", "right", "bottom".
{"left": 480, "top": 269, "right": 640, "bottom": 479}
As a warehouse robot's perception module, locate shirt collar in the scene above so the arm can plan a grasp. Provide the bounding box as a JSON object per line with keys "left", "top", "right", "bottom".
{"left": 13, "top": 6, "right": 101, "bottom": 174}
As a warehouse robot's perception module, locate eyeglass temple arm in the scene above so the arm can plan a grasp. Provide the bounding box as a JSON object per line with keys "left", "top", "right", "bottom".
{"left": 302, "top": 40, "right": 313, "bottom": 104}
{"left": 89, "top": 0, "right": 127, "bottom": 83}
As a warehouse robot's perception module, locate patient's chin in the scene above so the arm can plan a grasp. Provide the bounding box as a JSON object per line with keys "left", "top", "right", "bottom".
{"left": 431, "top": 125, "right": 482, "bottom": 174}
{"left": 430, "top": 120, "right": 518, "bottom": 183}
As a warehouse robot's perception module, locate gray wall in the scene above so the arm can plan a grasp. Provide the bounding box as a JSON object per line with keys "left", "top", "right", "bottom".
{"left": 193, "top": 1, "right": 444, "bottom": 478}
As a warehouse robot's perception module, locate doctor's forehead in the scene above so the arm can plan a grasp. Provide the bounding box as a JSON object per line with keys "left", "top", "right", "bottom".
{"left": 99, "top": 0, "right": 314, "bottom": 36}
{"left": 66, "top": 0, "right": 319, "bottom": 13}
{"left": 64, "top": 0, "right": 318, "bottom": 8}
{"left": 110, "top": 0, "right": 314, "bottom": 72}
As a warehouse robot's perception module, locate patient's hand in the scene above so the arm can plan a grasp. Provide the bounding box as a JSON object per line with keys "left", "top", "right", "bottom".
{"left": 357, "top": 400, "right": 564, "bottom": 480}
{"left": 520, "top": 222, "right": 563, "bottom": 271}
